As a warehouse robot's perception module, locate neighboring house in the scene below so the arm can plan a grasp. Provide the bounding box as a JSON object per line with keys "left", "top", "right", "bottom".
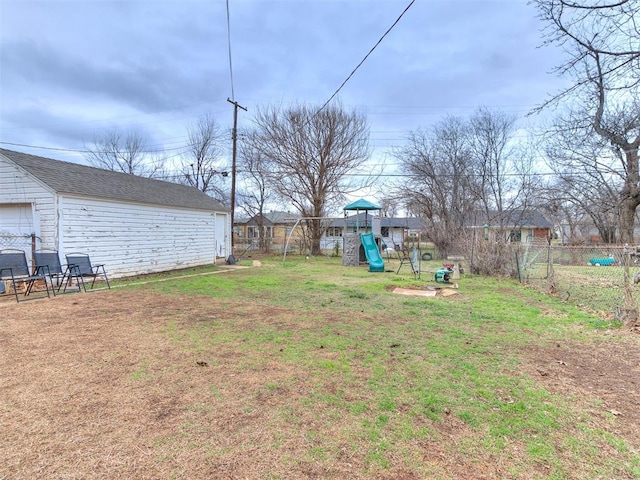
{"left": 234, "top": 211, "right": 301, "bottom": 252}
{"left": 473, "top": 210, "right": 553, "bottom": 243}
{"left": 0, "top": 148, "right": 230, "bottom": 277}
{"left": 557, "top": 218, "right": 605, "bottom": 244}
{"left": 325, "top": 214, "right": 423, "bottom": 250}
{"left": 556, "top": 219, "right": 640, "bottom": 245}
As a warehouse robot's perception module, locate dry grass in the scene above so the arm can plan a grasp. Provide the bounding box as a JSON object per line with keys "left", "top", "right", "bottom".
{"left": 1, "top": 262, "right": 640, "bottom": 479}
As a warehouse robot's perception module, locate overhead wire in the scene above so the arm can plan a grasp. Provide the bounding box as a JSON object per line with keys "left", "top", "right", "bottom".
{"left": 2, "top": 139, "right": 605, "bottom": 183}
{"left": 0, "top": 141, "right": 190, "bottom": 155}
{"left": 226, "top": 0, "right": 236, "bottom": 101}
{"left": 315, "top": 0, "right": 416, "bottom": 116}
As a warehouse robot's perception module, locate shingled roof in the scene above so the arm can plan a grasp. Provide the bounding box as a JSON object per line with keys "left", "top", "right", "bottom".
{"left": 471, "top": 210, "right": 553, "bottom": 228}
{"left": 1, "top": 148, "right": 228, "bottom": 212}
{"left": 329, "top": 213, "right": 423, "bottom": 229}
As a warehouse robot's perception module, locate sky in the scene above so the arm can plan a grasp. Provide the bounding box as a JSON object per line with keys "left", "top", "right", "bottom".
{"left": 0, "top": 0, "right": 570, "bottom": 186}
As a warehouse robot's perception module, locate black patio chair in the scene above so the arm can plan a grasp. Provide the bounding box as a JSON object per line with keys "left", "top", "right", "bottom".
{"left": 33, "top": 250, "right": 84, "bottom": 293}
{"left": 65, "top": 253, "right": 111, "bottom": 291}
{"left": 0, "top": 249, "right": 51, "bottom": 302}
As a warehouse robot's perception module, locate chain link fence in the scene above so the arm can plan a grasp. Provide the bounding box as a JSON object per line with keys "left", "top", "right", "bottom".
{"left": 517, "top": 243, "right": 638, "bottom": 323}
{"left": 0, "top": 233, "right": 37, "bottom": 250}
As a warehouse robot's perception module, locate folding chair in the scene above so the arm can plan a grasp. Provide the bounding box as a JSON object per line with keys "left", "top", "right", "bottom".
{"left": 33, "top": 250, "right": 83, "bottom": 293}
{"left": 0, "top": 249, "right": 51, "bottom": 302}
{"left": 65, "top": 253, "right": 111, "bottom": 291}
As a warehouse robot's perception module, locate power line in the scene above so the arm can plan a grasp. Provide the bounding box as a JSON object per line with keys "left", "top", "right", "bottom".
{"left": 336, "top": 170, "right": 619, "bottom": 178}
{"left": 316, "top": 0, "right": 416, "bottom": 115}
{"left": 226, "top": 0, "right": 236, "bottom": 101}
{"left": 0, "top": 139, "right": 613, "bottom": 182}
{"left": 0, "top": 141, "right": 192, "bottom": 155}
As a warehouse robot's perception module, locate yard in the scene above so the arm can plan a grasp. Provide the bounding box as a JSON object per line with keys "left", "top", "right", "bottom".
{"left": 1, "top": 256, "right": 640, "bottom": 479}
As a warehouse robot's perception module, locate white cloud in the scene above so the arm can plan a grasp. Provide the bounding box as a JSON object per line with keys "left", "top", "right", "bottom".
{"left": 0, "top": 0, "right": 568, "bottom": 165}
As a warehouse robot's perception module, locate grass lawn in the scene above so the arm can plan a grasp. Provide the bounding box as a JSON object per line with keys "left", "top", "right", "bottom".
{"left": 1, "top": 255, "right": 639, "bottom": 479}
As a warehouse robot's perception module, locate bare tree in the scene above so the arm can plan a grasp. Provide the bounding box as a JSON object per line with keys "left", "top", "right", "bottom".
{"left": 84, "top": 129, "right": 163, "bottom": 176}
{"left": 532, "top": 0, "right": 640, "bottom": 242}
{"left": 180, "top": 115, "right": 229, "bottom": 204}
{"left": 252, "top": 103, "right": 372, "bottom": 255}
{"left": 538, "top": 188, "right": 585, "bottom": 244}
{"left": 378, "top": 197, "right": 402, "bottom": 218}
{"left": 533, "top": 0, "right": 639, "bottom": 104}
{"left": 471, "top": 108, "right": 543, "bottom": 236}
{"left": 395, "top": 108, "right": 540, "bottom": 275}
{"left": 469, "top": 108, "right": 520, "bottom": 217}
{"left": 542, "top": 110, "right": 623, "bottom": 242}
{"left": 394, "top": 116, "right": 477, "bottom": 258}
{"left": 237, "top": 130, "right": 276, "bottom": 252}
{"left": 395, "top": 109, "right": 537, "bottom": 258}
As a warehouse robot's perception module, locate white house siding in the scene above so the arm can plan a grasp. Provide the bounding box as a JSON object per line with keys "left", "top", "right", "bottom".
{"left": 0, "top": 158, "right": 57, "bottom": 262}
{"left": 381, "top": 227, "right": 407, "bottom": 249}
{"left": 323, "top": 227, "right": 407, "bottom": 251}
{"left": 59, "top": 195, "right": 217, "bottom": 278}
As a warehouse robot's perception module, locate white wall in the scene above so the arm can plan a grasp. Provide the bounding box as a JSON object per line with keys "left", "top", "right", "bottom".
{"left": 322, "top": 226, "right": 407, "bottom": 251}
{"left": 381, "top": 227, "right": 406, "bottom": 248}
{"left": 0, "top": 157, "right": 57, "bottom": 262}
{"left": 59, "top": 195, "right": 218, "bottom": 278}
{"left": 215, "top": 212, "right": 229, "bottom": 259}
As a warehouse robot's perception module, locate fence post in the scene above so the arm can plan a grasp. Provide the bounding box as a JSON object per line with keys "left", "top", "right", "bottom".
{"left": 547, "top": 243, "right": 555, "bottom": 293}
{"left": 621, "top": 246, "right": 638, "bottom": 327}
{"left": 31, "top": 233, "right": 37, "bottom": 265}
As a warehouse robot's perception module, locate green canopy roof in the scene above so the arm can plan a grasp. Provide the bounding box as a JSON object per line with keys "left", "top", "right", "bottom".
{"left": 343, "top": 199, "right": 381, "bottom": 211}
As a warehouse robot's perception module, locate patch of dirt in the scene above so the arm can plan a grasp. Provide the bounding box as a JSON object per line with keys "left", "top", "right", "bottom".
{"left": 521, "top": 329, "right": 640, "bottom": 441}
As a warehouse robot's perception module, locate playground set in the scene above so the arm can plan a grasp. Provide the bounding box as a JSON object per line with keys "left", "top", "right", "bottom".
{"left": 340, "top": 199, "right": 460, "bottom": 283}
{"left": 340, "top": 199, "right": 388, "bottom": 273}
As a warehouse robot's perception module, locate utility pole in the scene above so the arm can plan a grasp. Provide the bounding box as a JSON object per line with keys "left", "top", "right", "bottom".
{"left": 227, "top": 98, "right": 247, "bottom": 254}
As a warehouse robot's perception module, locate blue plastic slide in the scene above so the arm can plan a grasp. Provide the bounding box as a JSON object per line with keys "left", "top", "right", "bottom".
{"left": 360, "top": 232, "right": 385, "bottom": 272}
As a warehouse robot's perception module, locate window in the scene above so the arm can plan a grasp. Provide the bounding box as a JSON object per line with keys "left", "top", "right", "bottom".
{"left": 247, "top": 226, "right": 273, "bottom": 239}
